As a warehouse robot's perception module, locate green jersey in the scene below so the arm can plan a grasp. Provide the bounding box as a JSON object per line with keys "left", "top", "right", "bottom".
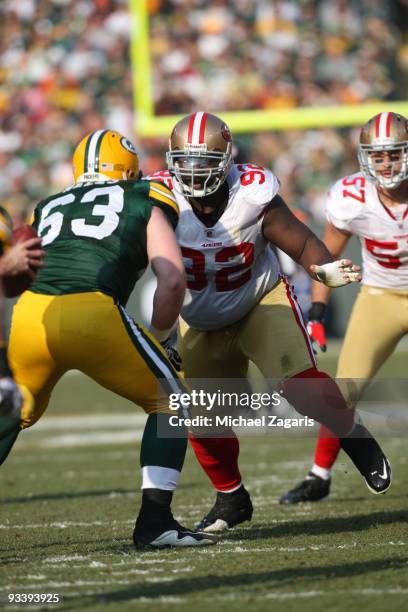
{"left": 31, "top": 179, "right": 179, "bottom": 306}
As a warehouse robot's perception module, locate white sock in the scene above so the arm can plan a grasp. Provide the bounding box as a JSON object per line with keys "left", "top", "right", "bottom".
{"left": 141, "top": 466, "right": 180, "bottom": 490}
{"left": 309, "top": 464, "right": 331, "bottom": 481}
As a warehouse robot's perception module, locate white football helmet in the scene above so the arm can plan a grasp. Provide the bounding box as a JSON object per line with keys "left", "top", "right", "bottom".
{"left": 166, "top": 112, "right": 233, "bottom": 198}
{"left": 358, "top": 112, "right": 408, "bottom": 189}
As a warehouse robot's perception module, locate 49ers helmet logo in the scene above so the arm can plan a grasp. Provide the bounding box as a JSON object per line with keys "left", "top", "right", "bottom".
{"left": 221, "top": 124, "right": 232, "bottom": 142}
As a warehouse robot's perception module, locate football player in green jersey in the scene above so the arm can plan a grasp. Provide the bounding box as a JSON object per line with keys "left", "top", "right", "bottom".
{"left": 2, "top": 130, "right": 215, "bottom": 549}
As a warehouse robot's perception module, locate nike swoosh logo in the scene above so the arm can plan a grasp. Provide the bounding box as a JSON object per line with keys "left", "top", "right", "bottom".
{"left": 371, "top": 459, "right": 388, "bottom": 480}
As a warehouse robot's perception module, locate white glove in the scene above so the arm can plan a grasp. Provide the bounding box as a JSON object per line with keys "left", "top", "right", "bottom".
{"left": 0, "top": 377, "right": 23, "bottom": 419}
{"left": 310, "top": 259, "right": 361, "bottom": 288}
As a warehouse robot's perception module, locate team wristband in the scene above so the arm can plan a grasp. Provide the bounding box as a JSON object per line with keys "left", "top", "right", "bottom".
{"left": 308, "top": 302, "right": 326, "bottom": 323}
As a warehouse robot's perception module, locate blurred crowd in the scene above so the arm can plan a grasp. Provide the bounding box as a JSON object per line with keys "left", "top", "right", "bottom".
{"left": 0, "top": 0, "right": 407, "bottom": 225}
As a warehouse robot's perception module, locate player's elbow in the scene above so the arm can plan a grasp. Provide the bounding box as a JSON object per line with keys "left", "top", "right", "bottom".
{"left": 156, "top": 267, "right": 186, "bottom": 296}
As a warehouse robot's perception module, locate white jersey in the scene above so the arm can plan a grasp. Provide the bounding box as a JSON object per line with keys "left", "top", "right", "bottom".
{"left": 148, "top": 164, "right": 281, "bottom": 330}
{"left": 326, "top": 172, "right": 408, "bottom": 289}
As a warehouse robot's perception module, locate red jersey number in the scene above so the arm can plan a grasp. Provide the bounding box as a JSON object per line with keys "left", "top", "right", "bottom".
{"left": 181, "top": 243, "right": 254, "bottom": 292}
{"left": 181, "top": 247, "right": 207, "bottom": 290}
{"left": 365, "top": 238, "right": 401, "bottom": 269}
{"left": 237, "top": 164, "right": 266, "bottom": 186}
{"left": 342, "top": 176, "right": 366, "bottom": 203}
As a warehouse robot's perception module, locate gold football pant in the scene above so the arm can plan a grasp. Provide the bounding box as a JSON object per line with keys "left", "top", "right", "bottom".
{"left": 336, "top": 284, "right": 408, "bottom": 405}
{"left": 180, "top": 277, "right": 316, "bottom": 379}
{"left": 8, "top": 291, "right": 183, "bottom": 429}
{"left": 338, "top": 284, "right": 408, "bottom": 378}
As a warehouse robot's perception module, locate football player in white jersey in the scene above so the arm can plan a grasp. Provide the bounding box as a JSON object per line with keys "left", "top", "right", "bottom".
{"left": 150, "top": 111, "right": 392, "bottom": 532}
{"left": 280, "top": 111, "right": 408, "bottom": 504}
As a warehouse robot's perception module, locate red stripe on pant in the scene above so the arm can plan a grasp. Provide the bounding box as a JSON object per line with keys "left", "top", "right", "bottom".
{"left": 282, "top": 276, "right": 316, "bottom": 367}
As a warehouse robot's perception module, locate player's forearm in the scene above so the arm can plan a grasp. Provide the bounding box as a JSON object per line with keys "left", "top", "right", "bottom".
{"left": 150, "top": 275, "right": 185, "bottom": 340}
{"left": 296, "top": 234, "right": 333, "bottom": 278}
{"left": 309, "top": 222, "right": 351, "bottom": 301}
{"left": 311, "top": 278, "right": 332, "bottom": 304}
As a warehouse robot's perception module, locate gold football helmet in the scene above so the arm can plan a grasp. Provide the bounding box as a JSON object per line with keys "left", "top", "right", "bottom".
{"left": 166, "top": 112, "right": 233, "bottom": 197}
{"left": 358, "top": 112, "right": 408, "bottom": 189}
{"left": 72, "top": 130, "right": 139, "bottom": 183}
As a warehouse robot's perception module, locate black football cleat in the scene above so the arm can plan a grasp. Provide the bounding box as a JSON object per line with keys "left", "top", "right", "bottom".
{"left": 133, "top": 511, "right": 217, "bottom": 549}
{"left": 340, "top": 423, "right": 392, "bottom": 494}
{"left": 196, "top": 485, "right": 253, "bottom": 532}
{"left": 279, "top": 472, "right": 331, "bottom": 504}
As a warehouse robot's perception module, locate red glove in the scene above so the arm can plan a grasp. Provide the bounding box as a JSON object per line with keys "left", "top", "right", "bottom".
{"left": 307, "top": 302, "right": 327, "bottom": 353}
{"left": 307, "top": 321, "right": 327, "bottom": 353}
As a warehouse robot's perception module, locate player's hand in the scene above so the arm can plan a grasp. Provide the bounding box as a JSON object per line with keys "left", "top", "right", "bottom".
{"left": 310, "top": 259, "right": 361, "bottom": 288}
{"left": 0, "top": 238, "right": 45, "bottom": 276}
{"left": 0, "top": 377, "right": 23, "bottom": 419}
{"left": 161, "top": 338, "right": 182, "bottom": 371}
{"left": 307, "top": 302, "right": 327, "bottom": 353}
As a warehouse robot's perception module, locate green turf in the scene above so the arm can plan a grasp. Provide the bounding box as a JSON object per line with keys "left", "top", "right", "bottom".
{"left": 1, "top": 345, "right": 407, "bottom": 611}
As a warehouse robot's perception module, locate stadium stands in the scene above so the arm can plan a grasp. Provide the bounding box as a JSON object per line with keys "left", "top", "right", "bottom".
{"left": 0, "top": 0, "right": 407, "bottom": 224}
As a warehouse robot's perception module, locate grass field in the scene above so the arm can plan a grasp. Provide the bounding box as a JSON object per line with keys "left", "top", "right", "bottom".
{"left": 1, "top": 343, "right": 407, "bottom": 611}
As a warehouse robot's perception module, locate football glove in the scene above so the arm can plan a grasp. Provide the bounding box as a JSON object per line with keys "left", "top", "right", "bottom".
{"left": 0, "top": 377, "right": 23, "bottom": 419}
{"left": 161, "top": 338, "right": 182, "bottom": 371}
{"left": 307, "top": 302, "right": 327, "bottom": 353}
{"left": 311, "top": 259, "right": 361, "bottom": 288}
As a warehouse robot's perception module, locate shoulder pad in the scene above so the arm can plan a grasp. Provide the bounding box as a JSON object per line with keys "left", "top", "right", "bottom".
{"left": 231, "top": 164, "right": 280, "bottom": 206}
{"left": 148, "top": 181, "right": 179, "bottom": 214}
{"left": 326, "top": 173, "right": 366, "bottom": 230}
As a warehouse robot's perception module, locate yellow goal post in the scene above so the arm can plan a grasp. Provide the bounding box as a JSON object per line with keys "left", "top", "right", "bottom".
{"left": 130, "top": 0, "right": 408, "bottom": 137}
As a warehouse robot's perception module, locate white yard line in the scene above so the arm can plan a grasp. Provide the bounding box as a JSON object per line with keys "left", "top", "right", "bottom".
{"left": 30, "top": 414, "right": 146, "bottom": 431}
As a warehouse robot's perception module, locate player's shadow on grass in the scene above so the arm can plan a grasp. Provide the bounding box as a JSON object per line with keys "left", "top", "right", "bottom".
{"left": 65, "top": 556, "right": 408, "bottom": 608}
{"left": 1, "top": 482, "right": 196, "bottom": 505}
{"left": 226, "top": 509, "right": 408, "bottom": 541}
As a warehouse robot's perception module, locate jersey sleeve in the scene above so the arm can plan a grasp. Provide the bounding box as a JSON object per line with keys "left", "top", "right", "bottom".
{"left": 31, "top": 205, "right": 40, "bottom": 232}
{"left": 148, "top": 180, "right": 179, "bottom": 229}
{"left": 325, "top": 173, "right": 365, "bottom": 233}
{"left": 233, "top": 165, "right": 280, "bottom": 221}
{"left": 0, "top": 206, "right": 12, "bottom": 254}
{"left": 245, "top": 167, "right": 280, "bottom": 207}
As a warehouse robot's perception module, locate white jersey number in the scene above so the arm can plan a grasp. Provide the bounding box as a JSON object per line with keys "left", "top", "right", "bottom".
{"left": 38, "top": 185, "right": 124, "bottom": 246}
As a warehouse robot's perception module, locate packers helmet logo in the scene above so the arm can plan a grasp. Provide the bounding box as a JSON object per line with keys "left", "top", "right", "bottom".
{"left": 120, "top": 137, "right": 137, "bottom": 154}
{"left": 72, "top": 130, "right": 139, "bottom": 183}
